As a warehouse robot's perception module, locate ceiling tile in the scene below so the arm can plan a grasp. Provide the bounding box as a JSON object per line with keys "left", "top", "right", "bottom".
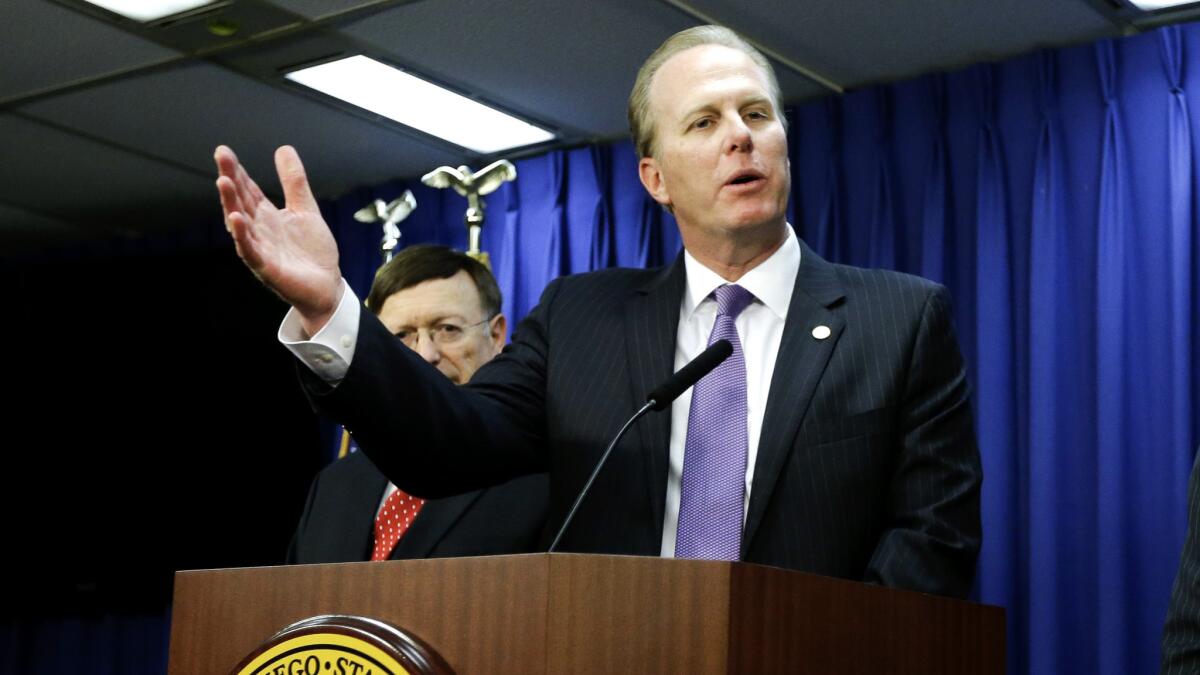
{"left": 0, "top": 0, "right": 181, "bottom": 104}
{"left": 339, "top": 0, "right": 700, "bottom": 139}
{"left": 685, "top": 0, "right": 1122, "bottom": 87}
{"left": 0, "top": 113, "right": 216, "bottom": 224}
{"left": 776, "top": 68, "right": 835, "bottom": 104}
{"left": 263, "top": 0, "right": 394, "bottom": 21}
{"left": 19, "top": 62, "right": 466, "bottom": 199}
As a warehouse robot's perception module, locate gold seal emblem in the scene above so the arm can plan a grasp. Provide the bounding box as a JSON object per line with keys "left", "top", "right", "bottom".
{"left": 232, "top": 615, "right": 452, "bottom": 675}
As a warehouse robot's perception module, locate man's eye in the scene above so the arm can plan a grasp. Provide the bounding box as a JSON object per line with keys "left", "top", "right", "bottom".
{"left": 436, "top": 324, "right": 463, "bottom": 336}
{"left": 747, "top": 110, "right": 769, "bottom": 120}
{"left": 692, "top": 118, "right": 712, "bottom": 130}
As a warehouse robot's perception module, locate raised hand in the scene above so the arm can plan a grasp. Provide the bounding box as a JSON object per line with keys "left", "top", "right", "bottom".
{"left": 215, "top": 145, "right": 342, "bottom": 335}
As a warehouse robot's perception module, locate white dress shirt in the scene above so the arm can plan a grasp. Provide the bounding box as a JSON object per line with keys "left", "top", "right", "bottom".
{"left": 281, "top": 226, "right": 802, "bottom": 557}
{"left": 659, "top": 227, "right": 800, "bottom": 556}
{"left": 278, "top": 280, "right": 360, "bottom": 375}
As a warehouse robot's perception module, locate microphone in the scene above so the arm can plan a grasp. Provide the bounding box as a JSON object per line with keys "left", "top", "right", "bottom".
{"left": 646, "top": 339, "right": 732, "bottom": 411}
{"left": 548, "top": 339, "right": 733, "bottom": 552}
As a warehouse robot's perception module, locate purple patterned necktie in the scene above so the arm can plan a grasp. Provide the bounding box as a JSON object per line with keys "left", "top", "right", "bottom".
{"left": 675, "top": 283, "right": 755, "bottom": 561}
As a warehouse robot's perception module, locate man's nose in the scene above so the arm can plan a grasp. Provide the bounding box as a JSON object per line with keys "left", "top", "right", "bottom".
{"left": 726, "top": 115, "right": 753, "bottom": 153}
{"left": 414, "top": 333, "right": 441, "bottom": 364}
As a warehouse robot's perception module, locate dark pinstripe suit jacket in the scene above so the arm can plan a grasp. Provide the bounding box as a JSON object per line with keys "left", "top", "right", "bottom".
{"left": 286, "top": 450, "right": 548, "bottom": 563}
{"left": 1161, "top": 450, "right": 1200, "bottom": 673}
{"left": 306, "top": 238, "right": 982, "bottom": 598}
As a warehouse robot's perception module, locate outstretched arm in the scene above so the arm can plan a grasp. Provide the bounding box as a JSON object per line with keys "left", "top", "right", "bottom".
{"left": 214, "top": 145, "right": 342, "bottom": 335}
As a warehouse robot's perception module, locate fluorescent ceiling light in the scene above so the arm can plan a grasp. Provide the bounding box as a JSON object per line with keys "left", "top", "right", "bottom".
{"left": 286, "top": 56, "right": 555, "bottom": 154}
{"left": 83, "top": 0, "right": 217, "bottom": 22}
{"left": 1127, "top": 0, "right": 1200, "bottom": 9}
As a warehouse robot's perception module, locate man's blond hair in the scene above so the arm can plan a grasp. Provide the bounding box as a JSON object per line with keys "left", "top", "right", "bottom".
{"left": 628, "top": 25, "right": 785, "bottom": 159}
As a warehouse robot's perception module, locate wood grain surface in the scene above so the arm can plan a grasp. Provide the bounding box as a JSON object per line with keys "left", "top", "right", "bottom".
{"left": 168, "top": 553, "right": 1004, "bottom": 674}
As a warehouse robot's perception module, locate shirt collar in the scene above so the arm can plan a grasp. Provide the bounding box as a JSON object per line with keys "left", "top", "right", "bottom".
{"left": 681, "top": 225, "right": 801, "bottom": 321}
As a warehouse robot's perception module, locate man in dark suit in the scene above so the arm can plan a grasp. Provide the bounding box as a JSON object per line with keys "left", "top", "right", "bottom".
{"left": 216, "top": 25, "right": 981, "bottom": 597}
{"left": 1161, "top": 449, "right": 1200, "bottom": 673}
{"left": 286, "top": 245, "right": 547, "bottom": 563}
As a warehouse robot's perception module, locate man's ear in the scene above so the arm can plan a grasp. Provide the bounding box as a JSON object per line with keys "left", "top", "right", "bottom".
{"left": 489, "top": 313, "right": 508, "bottom": 352}
{"left": 638, "top": 156, "right": 671, "bottom": 207}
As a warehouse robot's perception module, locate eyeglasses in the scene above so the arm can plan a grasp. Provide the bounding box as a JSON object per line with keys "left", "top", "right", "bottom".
{"left": 394, "top": 316, "right": 493, "bottom": 349}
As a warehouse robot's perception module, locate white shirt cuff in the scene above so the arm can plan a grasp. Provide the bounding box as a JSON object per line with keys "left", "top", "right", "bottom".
{"left": 278, "top": 279, "right": 362, "bottom": 384}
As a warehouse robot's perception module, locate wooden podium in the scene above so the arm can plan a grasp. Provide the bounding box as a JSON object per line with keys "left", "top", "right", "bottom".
{"left": 168, "top": 553, "right": 1004, "bottom": 674}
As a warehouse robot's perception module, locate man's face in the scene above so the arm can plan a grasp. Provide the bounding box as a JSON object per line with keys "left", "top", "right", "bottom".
{"left": 638, "top": 45, "right": 790, "bottom": 247}
{"left": 376, "top": 270, "right": 506, "bottom": 384}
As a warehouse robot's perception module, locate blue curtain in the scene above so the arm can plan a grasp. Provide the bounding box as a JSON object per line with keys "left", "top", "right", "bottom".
{"left": 326, "top": 23, "right": 1200, "bottom": 675}
{"left": 0, "top": 611, "right": 170, "bottom": 675}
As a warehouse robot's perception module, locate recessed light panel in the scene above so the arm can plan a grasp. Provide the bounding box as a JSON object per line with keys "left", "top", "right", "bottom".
{"left": 286, "top": 56, "right": 555, "bottom": 154}
{"left": 1127, "top": 0, "right": 1200, "bottom": 10}
{"left": 83, "top": 0, "right": 217, "bottom": 22}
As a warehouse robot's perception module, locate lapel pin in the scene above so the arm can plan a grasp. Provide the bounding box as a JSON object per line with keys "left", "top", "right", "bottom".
{"left": 811, "top": 325, "right": 831, "bottom": 340}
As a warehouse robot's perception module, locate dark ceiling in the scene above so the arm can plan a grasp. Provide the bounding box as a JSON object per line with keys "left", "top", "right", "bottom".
{"left": 1, "top": 0, "right": 1195, "bottom": 254}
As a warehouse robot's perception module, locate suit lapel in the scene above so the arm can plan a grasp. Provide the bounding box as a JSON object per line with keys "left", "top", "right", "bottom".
{"left": 391, "top": 491, "right": 482, "bottom": 559}
{"left": 741, "top": 240, "right": 846, "bottom": 556}
{"left": 623, "top": 255, "right": 686, "bottom": 538}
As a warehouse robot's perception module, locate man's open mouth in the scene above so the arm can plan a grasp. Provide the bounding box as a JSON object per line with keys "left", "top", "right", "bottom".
{"left": 726, "top": 171, "right": 764, "bottom": 186}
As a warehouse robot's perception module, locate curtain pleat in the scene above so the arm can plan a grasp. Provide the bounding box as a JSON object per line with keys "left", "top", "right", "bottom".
{"left": 496, "top": 179, "right": 523, "bottom": 324}
{"left": 1162, "top": 26, "right": 1197, "bottom": 535}
{"left": 1094, "top": 38, "right": 1133, "bottom": 675}
{"left": 970, "top": 67, "right": 1021, "bottom": 666}
{"left": 813, "top": 97, "right": 845, "bottom": 261}
{"left": 546, "top": 150, "right": 571, "bottom": 281}
{"left": 867, "top": 88, "right": 898, "bottom": 269}
{"left": 589, "top": 145, "right": 617, "bottom": 270}
{"left": 919, "top": 76, "right": 951, "bottom": 284}
{"left": 1026, "top": 51, "right": 1069, "bottom": 675}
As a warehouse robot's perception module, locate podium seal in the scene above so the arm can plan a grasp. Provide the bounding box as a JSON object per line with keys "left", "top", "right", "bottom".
{"left": 231, "top": 615, "right": 453, "bottom": 675}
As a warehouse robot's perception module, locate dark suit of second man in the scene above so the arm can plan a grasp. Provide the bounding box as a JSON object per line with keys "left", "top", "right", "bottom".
{"left": 286, "top": 245, "right": 547, "bottom": 564}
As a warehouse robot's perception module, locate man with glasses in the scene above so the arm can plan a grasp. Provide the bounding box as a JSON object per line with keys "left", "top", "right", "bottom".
{"left": 287, "top": 245, "right": 548, "bottom": 564}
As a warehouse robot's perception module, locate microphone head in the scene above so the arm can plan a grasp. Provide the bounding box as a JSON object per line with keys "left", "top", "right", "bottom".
{"left": 708, "top": 338, "right": 733, "bottom": 361}
{"left": 646, "top": 339, "right": 733, "bottom": 411}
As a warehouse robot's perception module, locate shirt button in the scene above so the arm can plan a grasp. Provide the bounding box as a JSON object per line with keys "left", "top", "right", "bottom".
{"left": 341, "top": 335, "right": 353, "bottom": 349}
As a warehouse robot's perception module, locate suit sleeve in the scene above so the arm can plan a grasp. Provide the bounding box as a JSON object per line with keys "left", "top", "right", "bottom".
{"left": 298, "top": 278, "right": 565, "bottom": 499}
{"left": 863, "top": 284, "right": 983, "bottom": 599}
{"left": 1161, "top": 451, "right": 1200, "bottom": 674}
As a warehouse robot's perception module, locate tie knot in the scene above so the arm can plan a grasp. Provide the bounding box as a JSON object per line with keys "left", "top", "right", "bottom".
{"left": 713, "top": 284, "right": 755, "bottom": 319}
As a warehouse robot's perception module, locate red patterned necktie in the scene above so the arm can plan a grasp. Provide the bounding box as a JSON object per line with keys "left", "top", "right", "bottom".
{"left": 371, "top": 487, "right": 426, "bottom": 561}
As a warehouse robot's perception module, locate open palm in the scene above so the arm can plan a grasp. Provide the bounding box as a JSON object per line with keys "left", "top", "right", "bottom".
{"left": 215, "top": 145, "right": 342, "bottom": 332}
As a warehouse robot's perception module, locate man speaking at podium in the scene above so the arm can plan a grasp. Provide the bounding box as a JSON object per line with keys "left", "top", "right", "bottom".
{"left": 216, "top": 25, "right": 982, "bottom": 598}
